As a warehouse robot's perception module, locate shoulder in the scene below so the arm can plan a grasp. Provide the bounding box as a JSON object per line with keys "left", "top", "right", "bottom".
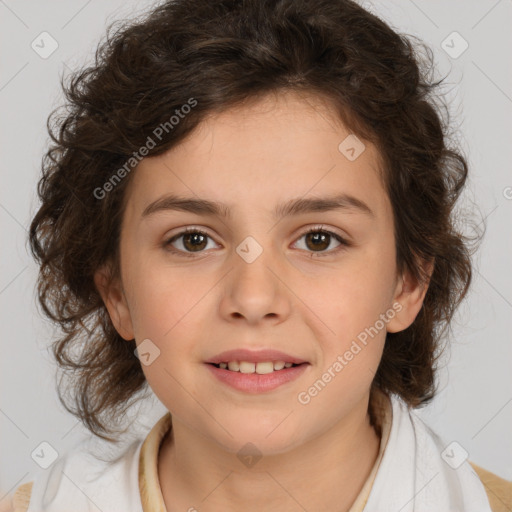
{"left": 4, "top": 458, "right": 510, "bottom": 512}
{"left": 0, "top": 482, "right": 33, "bottom": 512}
{"left": 5, "top": 438, "right": 144, "bottom": 512}
{"left": 1, "top": 419, "right": 165, "bottom": 512}
{"left": 470, "top": 462, "right": 512, "bottom": 512}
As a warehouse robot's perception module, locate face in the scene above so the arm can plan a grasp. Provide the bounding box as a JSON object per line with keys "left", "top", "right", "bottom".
{"left": 96, "top": 90, "right": 427, "bottom": 455}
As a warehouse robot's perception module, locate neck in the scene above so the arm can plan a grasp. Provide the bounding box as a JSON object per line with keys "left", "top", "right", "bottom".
{"left": 158, "top": 393, "right": 382, "bottom": 512}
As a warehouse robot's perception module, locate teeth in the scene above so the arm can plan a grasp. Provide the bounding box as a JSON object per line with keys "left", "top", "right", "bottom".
{"left": 216, "top": 360, "right": 297, "bottom": 373}
{"left": 240, "top": 361, "right": 256, "bottom": 373}
{"left": 227, "top": 361, "right": 240, "bottom": 371}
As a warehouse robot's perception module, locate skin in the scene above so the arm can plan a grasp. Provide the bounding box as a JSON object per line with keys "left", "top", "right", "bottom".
{"left": 95, "top": 90, "right": 430, "bottom": 512}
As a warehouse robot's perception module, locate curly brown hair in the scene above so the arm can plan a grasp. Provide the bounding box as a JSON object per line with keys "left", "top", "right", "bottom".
{"left": 28, "top": 0, "right": 476, "bottom": 442}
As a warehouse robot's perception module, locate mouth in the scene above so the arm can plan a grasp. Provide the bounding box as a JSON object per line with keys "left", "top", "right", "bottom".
{"left": 204, "top": 349, "right": 310, "bottom": 392}
{"left": 207, "top": 361, "right": 306, "bottom": 374}
{"left": 204, "top": 350, "right": 310, "bottom": 393}
{"left": 205, "top": 348, "right": 309, "bottom": 367}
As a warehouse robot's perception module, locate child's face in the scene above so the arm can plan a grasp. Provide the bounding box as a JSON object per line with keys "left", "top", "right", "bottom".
{"left": 98, "top": 91, "right": 426, "bottom": 453}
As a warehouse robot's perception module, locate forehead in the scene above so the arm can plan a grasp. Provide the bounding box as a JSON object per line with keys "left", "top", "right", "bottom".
{"left": 123, "top": 91, "right": 389, "bottom": 223}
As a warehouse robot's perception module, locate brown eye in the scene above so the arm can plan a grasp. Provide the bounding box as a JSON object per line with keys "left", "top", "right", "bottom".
{"left": 293, "top": 227, "right": 348, "bottom": 256}
{"left": 304, "top": 231, "right": 330, "bottom": 251}
{"left": 181, "top": 231, "right": 208, "bottom": 252}
{"left": 164, "top": 228, "right": 217, "bottom": 256}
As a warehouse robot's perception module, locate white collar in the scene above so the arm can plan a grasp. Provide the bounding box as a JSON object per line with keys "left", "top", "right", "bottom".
{"left": 26, "top": 393, "right": 491, "bottom": 512}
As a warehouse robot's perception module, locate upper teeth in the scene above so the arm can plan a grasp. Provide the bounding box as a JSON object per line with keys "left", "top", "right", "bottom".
{"left": 218, "top": 361, "right": 294, "bottom": 374}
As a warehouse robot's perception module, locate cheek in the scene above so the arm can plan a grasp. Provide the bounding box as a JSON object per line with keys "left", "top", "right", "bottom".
{"left": 126, "top": 256, "right": 197, "bottom": 336}
{"left": 126, "top": 260, "right": 211, "bottom": 374}
{"left": 299, "top": 246, "right": 395, "bottom": 387}
{"left": 128, "top": 271, "right": 197, "bottom": 404}
{"left": 296, "top": 267, "right": 391, "bottom": 415}
{"left": 311, "top": 251, "right": 395, "bottom": 332}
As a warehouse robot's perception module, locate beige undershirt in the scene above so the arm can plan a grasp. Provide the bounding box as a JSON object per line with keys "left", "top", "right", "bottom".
{"left": 138, "top": 390, "right": 393, "bottom": 512}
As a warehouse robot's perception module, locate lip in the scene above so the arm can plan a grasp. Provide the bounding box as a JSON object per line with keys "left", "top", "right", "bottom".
{"left": 205, "top": 348, "right": 308, "bottom": 365}
{"left": 205, "top": 362, "right": 309, "bottom": 393}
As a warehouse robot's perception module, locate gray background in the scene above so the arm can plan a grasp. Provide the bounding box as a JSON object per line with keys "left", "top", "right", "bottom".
{"left": 1, "top": 0, "right": 511, "bottom": 499}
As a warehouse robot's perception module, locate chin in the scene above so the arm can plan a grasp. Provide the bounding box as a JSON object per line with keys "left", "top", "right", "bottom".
{"left": 211, "top": 418, "right": 303, "bottom": 457}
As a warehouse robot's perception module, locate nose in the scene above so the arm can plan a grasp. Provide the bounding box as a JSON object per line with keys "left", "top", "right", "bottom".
{"left": 218, "top": 242, "right": 292, "bottom": 326}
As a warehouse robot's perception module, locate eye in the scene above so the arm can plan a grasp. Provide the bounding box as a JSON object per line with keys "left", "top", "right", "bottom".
{"left": 163, "top": 227, "right": 219, "bottom": 257}
{"left": 163, "top": 225, "right": 349, "bottom": 258}
{"left": 292, "top": 225, "right": 349, "bottom": 257}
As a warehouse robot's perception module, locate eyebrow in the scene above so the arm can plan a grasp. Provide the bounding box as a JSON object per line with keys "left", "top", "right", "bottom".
{"left": 141, "top": 193, "right": 374, "bottom": 220}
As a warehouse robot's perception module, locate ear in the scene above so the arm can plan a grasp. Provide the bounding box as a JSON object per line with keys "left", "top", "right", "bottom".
{"left": 386, "top": 258, "right": 434, "bottom": 333}
{"left": 94, "top": 264, "right": 134, "bottom": 341}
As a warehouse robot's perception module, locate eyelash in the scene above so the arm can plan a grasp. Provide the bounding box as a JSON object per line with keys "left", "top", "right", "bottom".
{"left": 163, "top": 225, "right": 350, "bottom": 259}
